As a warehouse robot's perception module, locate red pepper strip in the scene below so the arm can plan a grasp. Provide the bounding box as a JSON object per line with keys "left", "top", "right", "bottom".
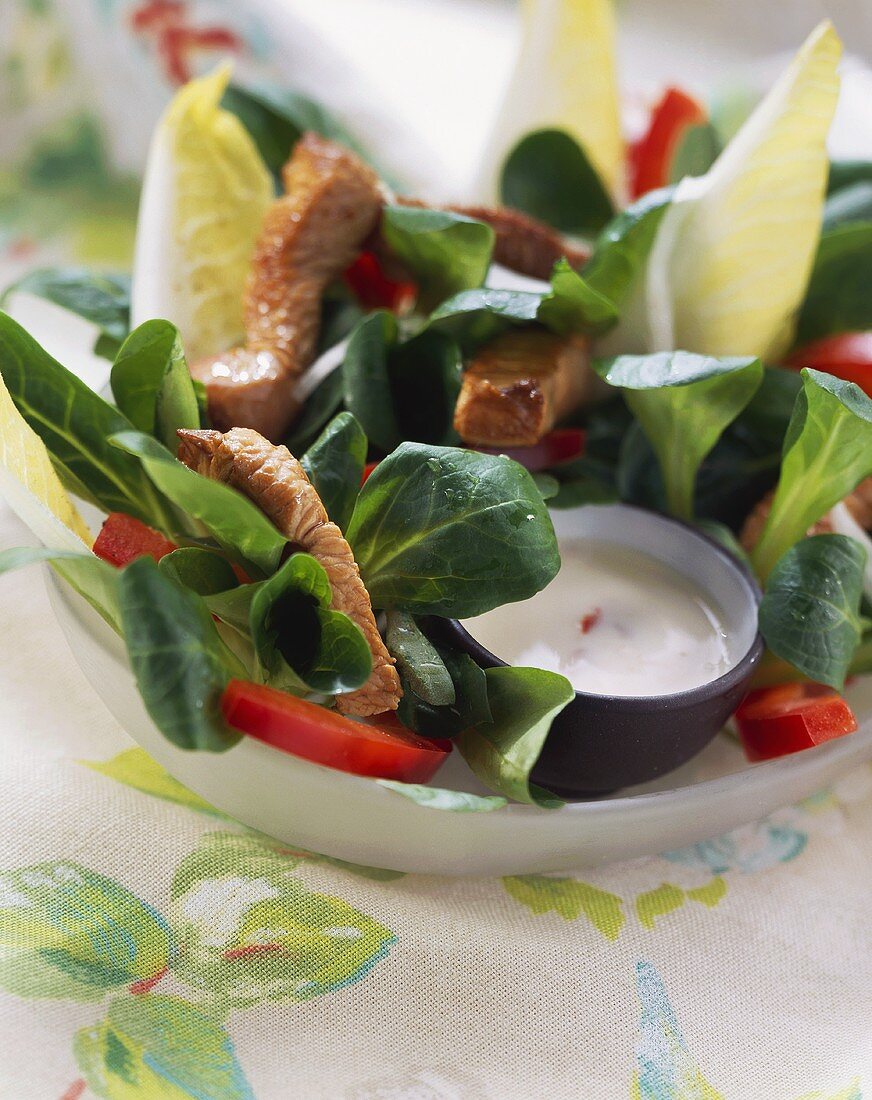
{"left": 784, "top": 332, "right": 872, "bottom": 397}
{"left": 734, "top": 682, "right": 858, "bottom": 762}
{"left": 473, "top": 428, "right": 586, "bottom": 472}
{"left": 361, "top": 461, "right": 380, "bottom": 486}
{"left": 93, "top": 513, "right": 177, "bottom": 568}
{"left": 628, "top": 86, "right": 707, "bottom": 199}
{"left": 344, "top": 251, "right": 417, "bottom": 313}
{"left": 221, "top": 679, "right": 451, "bottom": 782}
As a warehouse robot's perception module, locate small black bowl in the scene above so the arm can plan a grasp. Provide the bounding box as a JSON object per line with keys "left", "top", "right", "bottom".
{"left": 435, "top": 503, "right": 764, "bottom": 798}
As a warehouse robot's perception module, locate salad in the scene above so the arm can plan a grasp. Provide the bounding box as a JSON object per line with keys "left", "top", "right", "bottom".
{"left": 1, "top": 16, "right": 871, "bottom": 811}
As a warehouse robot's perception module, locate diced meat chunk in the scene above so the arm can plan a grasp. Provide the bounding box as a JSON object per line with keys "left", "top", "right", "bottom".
{"left": 453, "top": 329, "right": 593, "bottom": 447}
{"left": 191, "top": 134, "right": 383, "bottom": 441}
{"left": 177, "top": 427, "right": 401, "bottom": 717}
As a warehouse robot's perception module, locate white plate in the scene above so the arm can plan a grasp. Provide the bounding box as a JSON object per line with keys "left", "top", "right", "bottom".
{"left": 47, "top": 572, "right": 872, "bottom": 875}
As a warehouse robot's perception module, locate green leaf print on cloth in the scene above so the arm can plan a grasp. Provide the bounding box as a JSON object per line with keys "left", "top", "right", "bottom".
{"left": 169, "top": 832, "right": 396, "bottom": 1007}
{"left": 633, "top": 961, "right": 725, "bottom": 1100}
{"left": 502, "top": 875, "right": 625, "bottom": 941}
{"left": 0, "top": 862, "right": 172, "bottom": 1001}
{"left": 74, "top": 992, "right": 254, "bottom": 1100}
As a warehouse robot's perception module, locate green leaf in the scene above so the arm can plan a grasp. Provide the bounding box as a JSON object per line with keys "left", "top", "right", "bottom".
{"left": 752, "top": 370, "right": 872, "bottom": 579}
{"left": 249, "top": 553, "right": 372, "bottom": 696}
{"left": 397, "top": 643, "right": 492, "bottom": 739}
{"left": 537, "top": 258, "right": 618, "bottom": 334}
{"left": 377, "top": 780, "right": 506, "bottom": 812}
{"left": 169, "top": 836, "right": 395, "bottom": 1007}
{"left": 341, "top": 311, "right": 400, "bottom": 452}
{"left": 117, "top": 557, "right": 241, "bottom": 752}
{"left": 668, "top": 122, "right": 721, "bottom": 183}
{"left": 596, "top": 352, "right": 763, "bottom": 519}
{"left": 0, "top": 268, "right": 130, "bottom": 358}
{"left": 381, "top": 205, "right": 494, "bottom": 309}
{"left": 0, "top": 313, "right": 175, "bottom": 529}
{"left": 386, "top": 610, "right": 455, "bottom": 706}
{"left": 0, "top": 862, "right": 172, "bottom": 1001}
{"left": 347, "top": 442, "right": 560, "bottom": 617}
{"left": 582, "top": 187, "right": 673, "bottom": 309}
{"left": 300, "top": 411, "right": 367, "bottom": 532}
{"left": 221, "top": 80, "right": 390, "bottom": 189}
{"left": 0, "top": 545, "right": 120, "bottom": 631}
{"left": 75, "top": 993, "right": 254, "bottom": 1099}
{"left": 110, "top": 320, "right": 199, "bottom": 453}
{"left": 759, "top": 534, "right": 866, "bottom": 689}
{"left": 827, "top": 159, "right": 872, "bottom": 195}
{"left": 796, "top": 221, "right": 872, "bottom": 344}
{"left": 83, "top": 748, "right": 225, "bottom": 817}
{"left": 500, "top": 128, "right": 614, "bottom": 235}
{"left": 387, "top": 328, "right": 463, "bottom": 446}
{"left": 457, "top": 666, "right": 573, "bottom": 806}
{"left": 111, "top": 430, "right": 286, "bottom": 574}
{"left": 283, "top": 366, "right": 345, "bottom": 455}
{"left": 158, "top": 547, "right": 239, "bottom": 596}
{"left": 823, "top": 182, "right": 872, "bottom": 229}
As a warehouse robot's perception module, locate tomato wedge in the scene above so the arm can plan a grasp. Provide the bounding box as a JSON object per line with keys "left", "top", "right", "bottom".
{"left": 344, "top": 251, "right": 417, "bottom": 313}
{"left": 784, "top": 332, "right": 872, "bottom": 397}
{"left": 221, "top": 680, "right": 451, "bottom": 782}
{"left": 734, "top": 682, "right": 857, "bottom": 762}
{"left": 93, "top": 512, "right": 177, "bottom": 568}
{"left": 474, "top": 428, "right": 586, "bottom": 472}
{"left": 628, "top": 86, "right": 707, "bottom": 198}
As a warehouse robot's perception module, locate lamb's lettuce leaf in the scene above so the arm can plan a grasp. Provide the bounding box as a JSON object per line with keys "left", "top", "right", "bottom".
{"left": 759, "top": 534, "right": 867, "bottom": 690}
{"left": 342, "top": 312, "right": 461, "bottom": 452}
{"left": 385, "top": 610, "right": 455, "bottom": 707}
{"left": 381, "top": 206, "right": 494, "bottom": 309}
{"left": 397, "top": 641, "right": 491, "bottom": 739}
{"left": 595, "top": 351, "right": 763, "bottom": 519}
{"left": 347, "top": 442, "right": 560, "bottom": 617}
{"left": 284, "top": 367, "right": 345, "bottom": 455}
{"left": 428, "top": 260, "right": 616, "bottom": 353}
{"left": 300, "top": 412, "right": 367, "bottom": 532}
{"left": 247, "top": 553, "right": 371, "bottom": 696}
{"left": 669, "top": 122, "right": 721, "bottom": 183}
{"left": 823, "top": 182, "right": 872, "bottom": 229}
{"left": 0, "top": 268, "right": 130, "bottom": 358}
{"left": 457, "top": 666, "right": 573, "bottom": 807}
{"left": 377, "top": 781, "right": 507, "bottom": 812}
{"left": 827, "top": 159, "right": 872, "bottom": 195}
{"left": 499, "top": 128, "right": 614, "bottom": 235}
{"left": 111, "top": 431, "right": 287, "bottom": 575}
{"left": 158, "top": 547, "right": 239, "bottom": 596}
{"left": 110, "top": 320, "right": 200, "bottom": 452}
{"left": 795, "top": 221, "right": 872, "bottom": 344}
{"left": 0, "top": 313, "right": 176, "bottom": 530}
{"left": 752, "top": 370, "right": 872, "bottom": 580}
{"left": 117, "top": 558, "right": 241, "bottom": 752}
{"left": 582, "top": 187, "right": 673, "bottom": 309}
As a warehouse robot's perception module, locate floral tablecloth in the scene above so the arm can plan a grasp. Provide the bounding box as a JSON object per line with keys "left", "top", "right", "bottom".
{"left": 1, "top": 2, "right": 872, "bottom": 1097}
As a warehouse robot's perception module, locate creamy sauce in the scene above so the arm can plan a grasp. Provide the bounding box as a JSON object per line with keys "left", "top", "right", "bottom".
{"left": 464, "top": 539, "right": 735, "bottom": 697}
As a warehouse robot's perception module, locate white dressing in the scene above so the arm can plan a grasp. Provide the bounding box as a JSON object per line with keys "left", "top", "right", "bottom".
{"left": 465, "top": 538, "right": 736, "bottom": 697}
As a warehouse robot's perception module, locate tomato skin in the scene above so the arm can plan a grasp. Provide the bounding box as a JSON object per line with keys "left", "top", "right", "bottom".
{"left": 628, "top": 86, "right": 707, "bottom": 198}
{"left": 93, "top": 513, "right": 177, "bottom": 568}
{"left": 784, "top": 332, "right": 872, "bottom": 397}
{"left": 221, "top": 680, "right": 451, "bottom": 782}
{"left": 473, "top": 428, "right": 586, "bottom": 472}
{"left": 735, "top": 682, "right": 857, "bottom": 762}
{"left": 344, "top": 251, "right": 417, "bottom": 313}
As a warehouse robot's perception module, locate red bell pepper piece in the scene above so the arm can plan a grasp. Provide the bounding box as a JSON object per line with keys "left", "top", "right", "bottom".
{"left": 784, "top": 332, "right": 872, "bottom": 397}
{"left": 221, "top": 679, "right": 451, "bottom": 782}
{"left": 93, "top": 513, "right": 177, "bottom": 568}
{"left": 344, "top": 251, "right": 417, "bottom": 313}
{"left": 628, "top": 86, "right": 707, "bottom": 199}
{"left": 474, "top": 428, "right": 586, "bottom": 472}
{"left": 734, "top": 682, "right": 857, "bottom": 762}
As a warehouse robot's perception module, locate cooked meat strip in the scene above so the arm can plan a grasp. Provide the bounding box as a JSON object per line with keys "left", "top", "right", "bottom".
{"left": 191, "top": 134, "right": 383, "bottom": 441}
{"left": 177, "top": 427, "right": 401, "bottom": 716}
{"left": 397, "top": 197, "right": 589, "bottom": 279}
{"left": 740, "top": 476, "right": 872, "bottom": 551}
{"left": 453, "top": 329, "right": 593, "bottom": 447}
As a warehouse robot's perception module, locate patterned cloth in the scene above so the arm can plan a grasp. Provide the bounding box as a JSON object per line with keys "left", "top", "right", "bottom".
{"left": 1, "top": 2, "right": 872, "bottom": 1097}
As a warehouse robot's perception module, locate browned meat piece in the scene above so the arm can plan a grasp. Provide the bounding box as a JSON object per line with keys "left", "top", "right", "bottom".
{"left": 191, "top": 134, "right": 383, "bottom": 441}
{"left": 453, "top": 329, "right": 593, "bottom": 447}
{"left": 397, "top": 197, "right": 589, "bottom": 279}
{"left": 740, "top": 476, "right": 872, "bottom": 551}
{"left": 177, "top": 427, "right": 401, "bottom": 716}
